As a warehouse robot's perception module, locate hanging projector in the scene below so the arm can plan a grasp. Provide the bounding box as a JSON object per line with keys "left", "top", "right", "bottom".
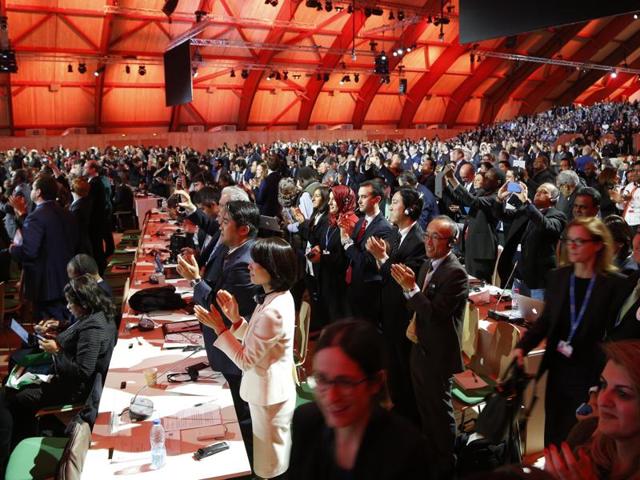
{"left": 0, "top": 49, "right": 17, "bottom": 73}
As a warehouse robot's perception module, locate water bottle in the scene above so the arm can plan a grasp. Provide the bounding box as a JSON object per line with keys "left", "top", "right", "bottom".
{"left": 150, "top": 419, "right": 166, "bottom": 469}
{"left": 511, "top": 287, "right": 520, "bottom": 311}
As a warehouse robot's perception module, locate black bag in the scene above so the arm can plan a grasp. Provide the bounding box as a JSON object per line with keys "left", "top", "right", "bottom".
{"left": 475, "top": 361, "right": 531, "bottom": 444}
{"left": 128, "top": 285, "right": 186, "bottom": 313}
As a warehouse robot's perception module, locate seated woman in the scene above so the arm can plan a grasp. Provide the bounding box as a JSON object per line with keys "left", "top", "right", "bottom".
{"left": 195, "top": 237, "right": 297, "bottom": 479}
{"left": 545, "top": 340, "right": 640, "bottom": 479}
{"left": 288, "top": 320, "right": 429, "bottom": 479}
{"left": 0, "top": 274, "right": 118, "bottom": 472}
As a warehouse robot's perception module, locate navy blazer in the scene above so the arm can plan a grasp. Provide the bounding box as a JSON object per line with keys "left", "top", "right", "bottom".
{"left": 70, "top": 196, "right": 94, "bottom": 256}
{"left": 345, "top": 212, "right": 397, "bottom": 285}
{"left": 10, "top": 201, "right": 78, "bottom": 303}
{"left": 255, "top": 171, "right": 282, "bottom": 217}
{"left": 193, "top": 240, "right": 259, "bottom": 376}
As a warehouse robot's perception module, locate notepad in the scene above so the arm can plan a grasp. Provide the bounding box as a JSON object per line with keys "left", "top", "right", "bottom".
{"left": 453, "top": 369, "right": 489, "bottom": 391}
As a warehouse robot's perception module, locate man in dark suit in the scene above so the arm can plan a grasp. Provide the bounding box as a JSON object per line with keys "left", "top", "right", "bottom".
{"left": 398, "top": 171, "right": 439, "bottom": 231}
{"left": 444, "top": 165, "right": 503, "bottom": 282}
{"left": 391, "top": 215, "right": 468, "bottom": 479}
{"left": 525, "top": 154, "right": 556, "bottom": 201}
{"left": 610, "top": 230, "right": 640, "bottom": 341}
{"left": 255, "top": 155, "right": 282, "bottom": 217}
{"left": 84, "top": 160, "right": 109, "bottom": 274}
{"left": 339, "top": 179, "right": 397, "bottom": 325}
{"left": 177, "top": 201, "right": 260, "bottom": 428}
{"left": 9, "top": 174, "right": 78, "bottom": 320}
{"left": 366, "top": 188, "right": 425, "bottom": 423}
{"left": 69, "top": 176, "right": 93, "bottom": 256}
{"left": 495, "top": 182, "right": 567, "bottom": 297}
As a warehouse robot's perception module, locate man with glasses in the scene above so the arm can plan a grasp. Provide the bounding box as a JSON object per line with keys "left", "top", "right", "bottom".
{"left": 495, "top": 182, "right": 567, "bottom": 299}
{"left": 390, "top": 215, "right": 468, "bottom": 479}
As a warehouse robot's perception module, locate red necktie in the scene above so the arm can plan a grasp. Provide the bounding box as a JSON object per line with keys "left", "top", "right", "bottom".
{"left": 346, "top": 219, "right": 368, "bottom": 284}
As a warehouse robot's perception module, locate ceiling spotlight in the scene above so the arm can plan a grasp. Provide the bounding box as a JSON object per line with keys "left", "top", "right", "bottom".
{"left": 380, "top": 51, "right": 387, "bottom": 61}
{"left": 470, "top": 53, "right": 475, "bottom": 64}
{"left": 392, "top": 50, "right": 398, "bottom": 57}
{"left": 398, "top": 10, "right": 405, "bottom": 21}
{"left": 275, "top": 71, "right": 281, "bottom": 80}
{"left": 162, "top": 0, "right": 179, "bottom": 17}
{"left": 634, "top": 13, "right": 638, "bottom": 19}
{"left": 125, "top": 65, "right": 131, "bottom": 74}
{"left": 388, "top": 11, "right": 394, "bottom": 20}
{"left": 323, "top": 73, "right": 330, "bottom": 82}
{"left": 369, "top": 40, "right": 378, "bottom": 52}
{"left": 67, "top": 64, "right": 73, "bottom": 73}
{"left": 611, "top": 71, "right": 618, "bottom": 78}
{"left": 241, "top": 69, "right": 249, "bottom": 79}
{"left": 406, "top": 45, "right": 412, "bottom": 53}
{"left": 195, "top": 10, "right": 207, "bottom": 22}
{"left": 78, "top": 63, "right": 86, "bottom": 74}
{"left": 94, "top": 66, "right": 105, "bottom": 77}
{"left": 230, "top": 69, "right": 236, "bottom": 78}
{"left": 292, "top": 73, "right": 301, "bottom": 79}
{"left": 397, "top": 48, "right": 404, "bottom": 55}
{"left": 283, "top": 71, "right": 289, "bottom": 80}
{"left": 192, "top": 66, "right": 199, "bottom": 78}
{"left": 354, "top": 73, "right": 359, "bottom": 83}
{"left": 347, "top": 4, "right": 353, "bottom": 13}
{"left": 325, "top": 1, "right": 332, "bottom": 12}
{"left": 271, "top": 0, "right": 278, "bottom": 5}
{"left": 138, "top": 65, "right": 146, "bottom": 76}
{"left": 340, "top": 74, "right": 351, "bottom": 84}
{"left": 364, "top": 7, "right": 372, "bottom": 17}
{"left": 305, "top": 0, "right": 321, "bottom": 8}
{"left": 267, "top": 71, "right": 274, "bottom": 80}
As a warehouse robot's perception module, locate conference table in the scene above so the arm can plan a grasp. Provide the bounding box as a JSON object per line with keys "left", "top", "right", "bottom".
{"left": 134, "top": 195, "right": 163, "bottom": 229}
{"left": 81, "top": 210, "right": 251, "bottom": 479}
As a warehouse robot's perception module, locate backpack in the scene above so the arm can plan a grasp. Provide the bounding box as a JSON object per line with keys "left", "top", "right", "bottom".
{"left": 128, "top": 285, "right": 186, "bottom": 313}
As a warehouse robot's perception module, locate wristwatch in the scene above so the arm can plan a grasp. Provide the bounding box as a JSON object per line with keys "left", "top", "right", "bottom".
{"left": 190, "top": 278, "right": 201, "bottom": 288}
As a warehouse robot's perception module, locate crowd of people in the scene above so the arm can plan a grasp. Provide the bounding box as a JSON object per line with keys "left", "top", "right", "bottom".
{"left": 0, "top": 100, "right": 639, "bottom": 478}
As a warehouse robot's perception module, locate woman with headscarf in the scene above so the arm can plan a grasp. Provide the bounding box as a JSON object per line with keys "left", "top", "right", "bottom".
{"left": 312, "top": 185, "right": 358, "bottom": 323}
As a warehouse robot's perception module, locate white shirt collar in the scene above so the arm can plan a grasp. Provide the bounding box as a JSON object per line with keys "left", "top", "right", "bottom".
{"left": 398, "top": 222, "right": 416, "bottom": 244}
{"left": 430, "top": 251, "right": 451, "bottom": 272}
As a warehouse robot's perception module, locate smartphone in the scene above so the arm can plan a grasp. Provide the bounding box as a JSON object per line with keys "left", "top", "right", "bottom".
{"left": 507, "top": 182, "right": 522, "bottom": 193}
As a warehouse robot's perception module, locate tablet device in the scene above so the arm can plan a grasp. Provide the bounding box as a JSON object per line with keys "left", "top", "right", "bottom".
{"left": 10, "top": 318, "right": 30, "bottom": 344}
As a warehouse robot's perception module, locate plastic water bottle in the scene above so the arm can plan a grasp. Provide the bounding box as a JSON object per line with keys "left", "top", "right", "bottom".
{"left": 150, "top": 419, "right": 166, "bottom": 469}
{"left": 511, "top": 287, "right": 520, "bottom": 311}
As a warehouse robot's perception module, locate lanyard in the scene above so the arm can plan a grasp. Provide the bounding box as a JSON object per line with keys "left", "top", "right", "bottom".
{"left": 568, "top": 273, "right": 596, "bottom": 344}
{"left": 324, "top": 226, "right": 336, "bottom": 249}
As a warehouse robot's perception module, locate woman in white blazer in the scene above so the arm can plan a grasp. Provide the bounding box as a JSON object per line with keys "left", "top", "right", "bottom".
{"left": 195, "top": 237, "right": 298, "bottom": 479}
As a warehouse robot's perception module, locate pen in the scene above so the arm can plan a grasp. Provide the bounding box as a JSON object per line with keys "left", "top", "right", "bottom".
{"left": 194, "top": 400, "right": 215, "bottom": 407}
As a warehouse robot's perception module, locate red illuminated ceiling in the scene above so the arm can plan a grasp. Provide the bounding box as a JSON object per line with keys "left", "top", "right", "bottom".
{"left": 0, "top": 0, "right": 638, "bottom": 134}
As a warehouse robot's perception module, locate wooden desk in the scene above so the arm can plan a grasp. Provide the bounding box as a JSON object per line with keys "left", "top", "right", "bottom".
{"left": 82, "top": 211, "right": 251, "bottom": 479}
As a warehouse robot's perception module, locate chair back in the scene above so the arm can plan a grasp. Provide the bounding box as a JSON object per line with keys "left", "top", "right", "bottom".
{"left": 55, "top": 420, "right": 91, "bottom": 480}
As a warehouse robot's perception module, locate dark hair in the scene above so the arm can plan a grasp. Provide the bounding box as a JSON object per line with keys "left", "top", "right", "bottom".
{"left": 196, "top": 186, "right": 221, "bottom": 207}
{"left": 33, "top": 173, "right": 59, "bottom": 201}
{"left": 250, "top": 237, "right": 298, "bottom": 292}
{"left": 67, "top": 254, "right": 99, "bottom": 277}
{"left": 576, "top": 186, "right": 602, "bottom": 208}
{"left": 398, "top": 171, "right": 418, "bottom": 187}
{"left": 396, "top": 187, "right": 423, "bottom": 221}
{"left": 296, "top": 166, "right": 318, "bottom": 187}
{"left": 359, "top": 179, "right": 384, "bottom": 199}
{"left": 604, "top": 214, "right": 633, "bottom": 256}
{"left": 191, "top": 171, "right": 208, "bottom": 185}
{"left": 313, "top": 185, "right": 330, "bottom": 215}
{"left": 225, "top": 200, "right": 260, "bottom": 238}
{"left": 266, "top": 153, "right": 281, "bottom": 171}
{"left": 315, "top": 320, "right": 387, "bottom": 378}
{"left": 64, "top": 274, "right": 117, "bottom": 324}
{"left": 167, "top": 193, "right": 180, "bottom": 209}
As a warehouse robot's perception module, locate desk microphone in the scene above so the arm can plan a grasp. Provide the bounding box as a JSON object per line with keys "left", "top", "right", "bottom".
{"left": 488, "top": 260, "right": 518, "bottom": 320}
{"left": 128, "top": 347, "right": 203, "bottom": 421}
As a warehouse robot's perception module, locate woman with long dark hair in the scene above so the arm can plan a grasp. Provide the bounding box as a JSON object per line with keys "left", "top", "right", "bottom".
{"left": 195, "top": 237, "right": 298, "bottom": 479}
{"left": 0, "top": 274, "right": 117, "bottom": 472}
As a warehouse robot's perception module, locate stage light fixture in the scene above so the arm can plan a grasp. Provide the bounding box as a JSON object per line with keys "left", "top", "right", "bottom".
{"left": 67, "top": 64, "right": 73, "bottom": 73}
{"left": 138, "top": 65, "right": 146, "bottom": 76}
{"left": 125, "top": 65, "right": 131, "bottom": 74}
{"left": 323, "top": 73, "right": 330, "bottom": 82}
{"left": 398, "top": 10, "right": 405, "bottom": 21}
{"left": 283, "top": 71, "right": 289, "bottom": 80}
{"left": 325, "top": 1, "right": 332, "bottom": 12}
{"left": 611, "top": 71, "right": 618, "bottom": 78}
{"left": 388, "top": 11, "right": 394, "bottom": 20}
{"left": 241, "top": 69, "right": 249, "bottom": 79}
{"left": 354, "top": 73, "right": 359, "bottom": 83}
{"left": 162, "top": 0, "right": 179, "bottom": 17}
{"left": 230, "top": 69, "right": 236, "bottom": 77}
{"left": 192, "top": 66, "right": 198, "bottom": 78}
{"left": 94, "top": 66, "right": 105, "bottom": 77}
{"left": 195, "top": 10, "right": 207, "bottom": 22}
{"left": 78, "top": 63, "right": 87, "bottom": 74}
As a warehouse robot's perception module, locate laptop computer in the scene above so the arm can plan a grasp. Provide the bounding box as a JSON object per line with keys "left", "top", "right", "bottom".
{"left": 487, "top": 294, "right": 544, "bottom": 326}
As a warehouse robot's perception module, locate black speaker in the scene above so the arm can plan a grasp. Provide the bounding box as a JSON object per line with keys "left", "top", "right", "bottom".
{"left": 399, "top": 78, "right": 407, "bottom": 95}
{"left": 162, "top": 0, "right": 179, "bottom": 16}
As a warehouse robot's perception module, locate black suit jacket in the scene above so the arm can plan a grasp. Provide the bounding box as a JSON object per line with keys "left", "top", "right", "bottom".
{"left": 70, "top": 196, "right": 93, "bottom": 255}
{"left": 289, "top": 402, "right": 429, "bottom": 480}
{"left": 449, "top": 184, "right": 499, "bottom": 278}
{"left": 345, "top": 212, "right": 397, "bottom": 286}
{"left": 608, "top": 271, "right": 640, "bottom": 341}
{"left": 496, "top": 204, "right": 567, "bottom": 288}
{"left": 517, "top": 266, "right": 628, "bottom": 379}
{"left": 407, "top": 253, "right": 469, "bottom": 376}
{"left": 255, "top": 171, "right": 282, "bottom": 217}
{"left": 381, "top": 223, "right": 425, "bottom": 332}
{"left": 193, "top": 240, "right": 260, "bottom": 376}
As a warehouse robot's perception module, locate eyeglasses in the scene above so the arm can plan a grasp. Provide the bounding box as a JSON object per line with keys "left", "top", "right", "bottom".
{"left": 562, "top": 237, "right": 598, "bottom": 247}
{"left": 312, "top": 373, "right": 369, "bottom": 395}
{"left": 424, "top": 232, "right": 451, "bottom": 242}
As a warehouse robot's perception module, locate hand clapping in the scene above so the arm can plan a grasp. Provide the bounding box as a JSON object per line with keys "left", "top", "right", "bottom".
{"left": 390, "top": 263, "right": 417, "bottom": 291}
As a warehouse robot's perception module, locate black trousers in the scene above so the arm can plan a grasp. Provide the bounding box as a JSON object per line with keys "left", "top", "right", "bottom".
{"left": 347, "top": 281, "right": 382, "bottom": 326}
{"left": 410, "top": 345, "right": 456, "bottom": 480}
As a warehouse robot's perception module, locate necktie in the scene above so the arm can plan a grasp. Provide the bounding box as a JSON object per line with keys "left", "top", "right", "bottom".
{"left": 345, "top": 219, "right": 368, "bottom": 284}
{"left": 406, "top": 264, "right": 433, "bottom": 343}
{"left": 617, "top": 280, "right": 640, "bottom": 326}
